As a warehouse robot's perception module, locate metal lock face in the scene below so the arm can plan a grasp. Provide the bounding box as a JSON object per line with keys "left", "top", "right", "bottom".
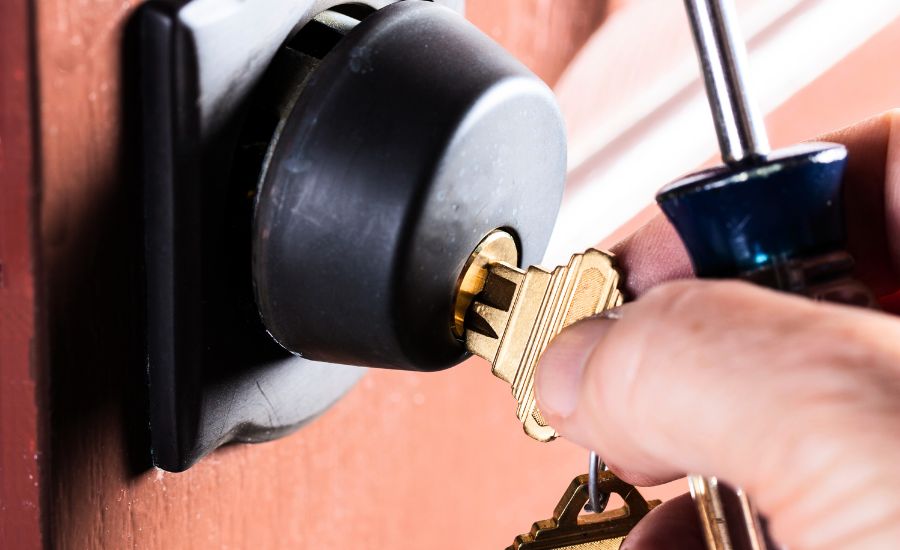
{"left": 138, "top": 0, "right": 565, "bottom": 470}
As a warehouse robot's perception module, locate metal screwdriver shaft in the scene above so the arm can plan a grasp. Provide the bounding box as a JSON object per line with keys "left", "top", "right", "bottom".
{"left": 682, "top": 1, "right": 771, "bottom": 549}
{"left": 684, "top": 0, "right": 769, "bottom": 164}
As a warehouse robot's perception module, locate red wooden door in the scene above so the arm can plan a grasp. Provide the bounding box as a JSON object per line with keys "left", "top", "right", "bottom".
{"left": 0, "top": 0, "right": 42, "bottom": 546}
{"left": 3, "top": 1, "right": 900, "bottom": 548}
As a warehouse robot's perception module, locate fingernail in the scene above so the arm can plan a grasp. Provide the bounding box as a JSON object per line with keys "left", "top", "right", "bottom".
{"left": 536, "top": 317, "right": 616, "bottom": 419}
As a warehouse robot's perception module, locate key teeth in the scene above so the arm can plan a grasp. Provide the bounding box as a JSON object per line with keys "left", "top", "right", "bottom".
{"left": 465, "top": 301, "right": 514, "bottom": 363}
{"left": 466, "top": 304, "right": 500, "bottom": 339}
{"left": 464, "top": 263, "right": 525, "bottom": 362}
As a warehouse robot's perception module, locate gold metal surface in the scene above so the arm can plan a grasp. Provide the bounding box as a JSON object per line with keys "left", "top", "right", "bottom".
{"left": 508, "top": 472, "right": 660, "bottom": 550}
{"left": 688, "top": 475, "right": 770, "bottom": 550}
{"left": 452, "top": 230, "right": 519, "bottom": 338}
{"left": 688, "top": 474, "right": 733, "bottom": 550}
{"left": 736, "top": 487, "right": 766, "bottom": 550}
{"left": 464, "top": 249, "right": 622, "bottom": 441}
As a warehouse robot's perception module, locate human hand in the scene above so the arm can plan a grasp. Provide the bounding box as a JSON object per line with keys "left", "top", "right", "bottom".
{"left": 535, "top": 111, "right": 900, "bottom": 549}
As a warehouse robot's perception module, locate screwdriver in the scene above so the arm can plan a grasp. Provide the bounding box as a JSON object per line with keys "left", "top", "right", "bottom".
{"left": 657, "top": 0, "right": 875, "bottom": 548}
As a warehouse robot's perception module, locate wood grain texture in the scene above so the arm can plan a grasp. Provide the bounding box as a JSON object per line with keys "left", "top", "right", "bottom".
{"left": 0, "top": 0, "right": 44, "bottom": 548}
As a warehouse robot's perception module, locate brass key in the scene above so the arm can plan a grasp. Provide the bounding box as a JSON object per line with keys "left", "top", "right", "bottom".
{"left": 455, "top": 230, "right": 622, "bottom": 441}
{"left": 508, "top": 471, "right": 660, "bottom": 550}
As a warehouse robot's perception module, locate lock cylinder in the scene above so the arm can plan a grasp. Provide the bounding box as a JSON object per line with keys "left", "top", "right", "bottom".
{"left": 251, "top": 1, "right": 567, "bottom": 371}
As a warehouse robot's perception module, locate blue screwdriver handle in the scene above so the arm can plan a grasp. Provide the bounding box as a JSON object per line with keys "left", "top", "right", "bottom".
{"left": 658, "top": 142, "right": 846, "bottom": 279}
{"left": 657, "top": 142, "right": 872, "bottom": 306}
{"left": 657, "top": 143, "right": 874, "bottom": 306}
{"left": 660, "top": 0, "right": 874, "bottom": 304}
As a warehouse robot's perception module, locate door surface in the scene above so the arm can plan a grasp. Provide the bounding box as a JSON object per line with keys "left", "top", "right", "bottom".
{"left": 3, "top": 1, "right": 900, "bottom": 549}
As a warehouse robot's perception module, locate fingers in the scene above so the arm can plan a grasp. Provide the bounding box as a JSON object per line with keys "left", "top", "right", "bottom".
{"left": 610, "top": 214, "right": 692, "bottom": 299}
{"left": 886, "top": 112, "right": 900, "bottom": 278}
{"left": 818, "top": 110, "right": 900, "bottom": 295}
{"left": 610, "top": 110, "right": 900, "bottom": 297}
{"left": 537, "top": 280, "right": 900, "bottom": 549}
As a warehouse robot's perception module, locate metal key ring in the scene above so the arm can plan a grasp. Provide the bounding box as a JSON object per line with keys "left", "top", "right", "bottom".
{"left": 586, "top": 451, "right": 611, "bottom": 513}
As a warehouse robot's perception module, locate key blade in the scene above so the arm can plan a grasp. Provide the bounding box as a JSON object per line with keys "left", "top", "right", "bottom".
{"left": 466, "top": 249, "right": 622, "bottom": 442}
{"left": 465, "top": 266, "right": 526, "bottom": 368}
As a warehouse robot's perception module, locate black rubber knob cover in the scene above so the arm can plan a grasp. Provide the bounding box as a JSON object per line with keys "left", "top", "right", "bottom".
{"left": 252, "top": 1, "right": 566, "bottom": 371}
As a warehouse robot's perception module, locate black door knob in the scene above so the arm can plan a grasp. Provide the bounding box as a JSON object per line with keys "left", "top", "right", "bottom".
{"left": 252, "top": 1, "right": 567, "bottom": 371}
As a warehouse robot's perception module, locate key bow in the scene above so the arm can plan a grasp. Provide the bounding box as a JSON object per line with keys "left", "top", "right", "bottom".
{"left": 508, "top": 472, "right": 660, "bottom": 550}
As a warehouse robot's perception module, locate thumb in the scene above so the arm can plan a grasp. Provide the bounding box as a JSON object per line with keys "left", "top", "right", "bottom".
{"left": 536, "top": 280, "right": 900, "bottom": 550}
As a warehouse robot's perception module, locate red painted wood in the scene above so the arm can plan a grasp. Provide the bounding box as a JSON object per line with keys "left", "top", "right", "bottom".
{"left": 0, "top": 0, "right": 44, "bottom": 548}
{"left": 468, "top": 0, "right": 611, "bottom": 85}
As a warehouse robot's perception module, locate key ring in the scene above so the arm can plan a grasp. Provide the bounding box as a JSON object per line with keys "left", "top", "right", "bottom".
{"left": 586, "top": 451, "right": 611, "bottom": 513}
